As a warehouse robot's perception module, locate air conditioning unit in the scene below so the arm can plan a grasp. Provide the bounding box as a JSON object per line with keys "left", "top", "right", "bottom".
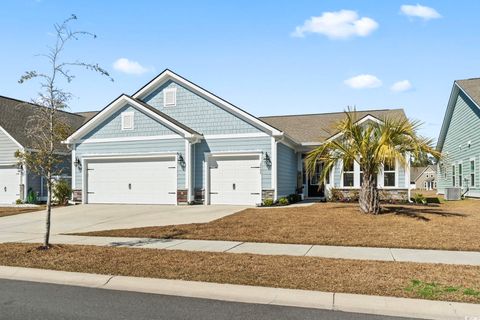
{"left": 445, "top": 187, "right": 461, "bottom": 201}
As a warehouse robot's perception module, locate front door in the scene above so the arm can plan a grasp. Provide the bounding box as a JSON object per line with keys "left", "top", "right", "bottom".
{"left": 307, "top": 161, "right": 325, "bottom": 198}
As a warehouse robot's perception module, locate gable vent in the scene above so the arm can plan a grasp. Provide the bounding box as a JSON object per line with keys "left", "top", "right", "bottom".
{"left": 121, "top": 112, "right": 134, "bottom": 130}
{"left": 164, "top": 88, "right": 177, "bottom": 107}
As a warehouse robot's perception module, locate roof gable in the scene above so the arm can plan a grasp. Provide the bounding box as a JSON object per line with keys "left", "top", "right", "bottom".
{"left": 65, "top": 94, "right": 201, "bottom": 144}
{"left": 132, "top": 69, "right": 283, "bottom": 136}
{"left": 437, "top": 80, "right": 480, "bottom": 151}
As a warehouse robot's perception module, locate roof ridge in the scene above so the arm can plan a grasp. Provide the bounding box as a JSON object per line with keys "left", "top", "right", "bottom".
{"left": 0, "top": 94, "right": 85, "bottom": 118}
{"left": 456, "top": 77, "right": 480, "bottom": 82}
{"left": 259, "top": 108, "right": 404, "bottom": 118}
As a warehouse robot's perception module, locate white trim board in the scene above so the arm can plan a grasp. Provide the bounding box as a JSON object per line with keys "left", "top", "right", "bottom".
{"left": 132, "top": 69, "right": 283, "bottom": 137}
{"left": 77, "top": 134, "right": 183, "bottom": 144}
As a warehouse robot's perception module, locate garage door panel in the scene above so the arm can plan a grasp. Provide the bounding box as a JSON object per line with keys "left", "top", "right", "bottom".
{"left": 209, "top": 155, "right": 261, "bottom": 206}
{"left": 87, "top": 158, "right": 177, "bottom": 205}
{"left": 0, "top": 167, "right": 20, "bottom": 204}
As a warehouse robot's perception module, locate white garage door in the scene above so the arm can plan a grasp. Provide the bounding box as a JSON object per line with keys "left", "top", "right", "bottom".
{"left": 0, "top": 167, "right": 20, "bottom": 204}
{"left": 86, "top": 158, "right": 177, "bottom": 204}
{"left": 209, "top": 155, "right": 261, "bottom": 205}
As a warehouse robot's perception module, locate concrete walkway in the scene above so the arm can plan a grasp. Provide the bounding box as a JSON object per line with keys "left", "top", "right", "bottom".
{"left": 17, "top": 234, "right": 480, "bottom": 266}
{"left": 0, "top": 265, "right": 478, "bottom": 320}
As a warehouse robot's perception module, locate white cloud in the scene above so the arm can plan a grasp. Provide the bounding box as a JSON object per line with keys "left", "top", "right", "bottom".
{"left": 400, "top": 4, "right": 441, "bottom": 20}
{"left": 344, "top": 74, "right": 382, "bottom": 89}
{"left": 113, "top": 58, "right": 149, "bottom": 75}
{"left": 292, "top": 10, "right": 378, "bottom": 39}
{"left": 391, "top": 80, "right": 413, "bottom": 92}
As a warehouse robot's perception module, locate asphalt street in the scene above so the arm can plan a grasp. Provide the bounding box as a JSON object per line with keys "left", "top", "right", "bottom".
{"left": 0, "top": 279, "right": 416, "bottom": 320}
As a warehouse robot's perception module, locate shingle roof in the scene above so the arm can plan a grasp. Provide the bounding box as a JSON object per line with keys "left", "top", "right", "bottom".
{"left": 456, "top": 78, "right": 480, "bottom": 106}
{"left": 75, "top": 111, "right": 98, "bottom": 123}
{"left": 259, "top": 109, "right": 407, "bottom": 144}
{"left": 410, "top": 165, "right": 437, "bottom": 182}
{"left": 0, "top": 95, "right": 87, "bottom": 150}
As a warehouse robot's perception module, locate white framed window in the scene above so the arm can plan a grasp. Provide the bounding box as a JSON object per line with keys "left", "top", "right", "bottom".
{"left": 164, "top": 87, "right": 177, "bottom": 107}
{"left": 452, "top": 165, "right": 456, "bottom": 186}
{"left": 459, "top": 162, "right": 463, "bottom": 187}
{"left": 383, "top": 161, "right": 396, "bottom": 187}
{"left": 121, "top": 112, "right": 134, "bottom": 130}
{"left": 343, "top": 161, "right": 354, "bottom": 187}
{"left": 470, "top": 159, "right": 475, "bottom": 187}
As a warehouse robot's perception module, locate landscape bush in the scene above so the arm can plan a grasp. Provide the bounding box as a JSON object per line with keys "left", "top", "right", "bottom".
{"left": 262, "top": 198, "right": 274, "bottom": 206}
{"left": 53, "top": 180, "right": 72, "bottom": 205}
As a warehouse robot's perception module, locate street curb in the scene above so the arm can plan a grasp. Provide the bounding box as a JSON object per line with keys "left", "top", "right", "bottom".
{"left": 0, "top": 266, "right": 479, "bottom": 320}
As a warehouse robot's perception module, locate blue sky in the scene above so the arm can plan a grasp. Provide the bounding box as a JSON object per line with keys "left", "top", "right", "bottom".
{"left": 1, "top": 1, "right": 479, "bottom": 140}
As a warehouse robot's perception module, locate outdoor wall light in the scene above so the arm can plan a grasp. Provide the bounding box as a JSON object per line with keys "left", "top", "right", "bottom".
{"left": 177, "top": 153, "right": 186, "bottom": 168}
{"left": 74, "top": 157, "right": 82, "bottom": 169}
{"left": 264, "top": 152, "right": 272, "bottom": 167}
{"left": 17, "top": 163, "right": 24, "bottom": 172}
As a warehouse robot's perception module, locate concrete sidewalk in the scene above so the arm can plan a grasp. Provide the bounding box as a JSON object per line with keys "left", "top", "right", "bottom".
{"left": 0, "top": 265, "right": 478, "bottom": 320}
{"left": 16, "top": 234, "right": 480, "bottom": 266}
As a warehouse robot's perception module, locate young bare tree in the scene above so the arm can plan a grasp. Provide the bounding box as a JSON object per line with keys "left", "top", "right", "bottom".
{"left": 15, "top": 15, "right": 112, "bottom": 249}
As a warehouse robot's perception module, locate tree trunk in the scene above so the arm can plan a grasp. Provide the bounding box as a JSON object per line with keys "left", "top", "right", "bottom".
{"left": 43, "top": 177, "right": 52, "bottom": 248}
{"left": 359, "top": 173, "right": 380, "bottom": 214}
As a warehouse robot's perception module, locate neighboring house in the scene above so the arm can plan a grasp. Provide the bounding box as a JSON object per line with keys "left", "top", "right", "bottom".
{"left": 64, "top": 69, "right": 412, "bottom": 206}
{"left": 410, "top": 165, "right": 437, "bottom": 190}
{"left": 0, "top": 96, "right": 87, "bottom": 204}
{"left": 437, "top": 78, "right": 480, "bottom": 197}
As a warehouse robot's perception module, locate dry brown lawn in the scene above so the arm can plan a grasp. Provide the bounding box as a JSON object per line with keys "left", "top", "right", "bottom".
{"left": 0, "top": 206, "right": 44, "bottom": 218}
{"left": 75, "top": 199, "right": 480, "bottom": 251}
{"left": 0, "top": 243, "right": 479, "bottom": 303}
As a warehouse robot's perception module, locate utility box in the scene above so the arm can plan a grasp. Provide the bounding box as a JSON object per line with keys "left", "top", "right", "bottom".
{"left": 445, "top": 187, "right": 461, "bottom": 200}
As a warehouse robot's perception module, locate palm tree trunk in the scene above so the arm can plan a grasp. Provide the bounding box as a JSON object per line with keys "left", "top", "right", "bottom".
{"left": 359, "top": 173, "right": 380, "bottom": 214}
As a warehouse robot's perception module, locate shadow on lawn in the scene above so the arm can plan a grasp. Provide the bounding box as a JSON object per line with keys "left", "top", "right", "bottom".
{"left": 382, "top": 205, "right": 467, "bottom": 221}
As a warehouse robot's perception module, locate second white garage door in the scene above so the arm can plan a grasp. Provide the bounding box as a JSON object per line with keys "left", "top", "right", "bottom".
{"left": 86, "top": 158, "right": 177, "bottom": 204}
{"left": 209, "top": 155, "right": 261, "bottom": 205}
{"left": 0, "top": 166, "right": 20, "bottom": 204}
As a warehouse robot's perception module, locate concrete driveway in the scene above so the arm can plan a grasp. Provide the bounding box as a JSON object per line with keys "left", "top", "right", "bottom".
{"left": 0, "top": 204, "right": 247, "bottom": 243}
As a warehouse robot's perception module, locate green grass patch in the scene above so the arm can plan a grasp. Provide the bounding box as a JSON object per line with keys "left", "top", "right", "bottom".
{"left": 406, "top": 279, "right": 479, "bottom": 300}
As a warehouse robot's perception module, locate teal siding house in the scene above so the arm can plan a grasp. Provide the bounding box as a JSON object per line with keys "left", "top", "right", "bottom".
{"left": 437, "top": 78, "right": 480, "bottom": 197}
{"left": 64, "top": 70, "right": 411, "bottom": 205}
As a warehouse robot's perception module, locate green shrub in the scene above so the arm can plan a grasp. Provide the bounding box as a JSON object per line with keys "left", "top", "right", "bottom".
{"left": 413, "top": 193, "right": 427, "bottom": 205}
{"left": 53, "top": 180, "right": 72, "bottom": 205}
{"left": 15, "top": 199, "right": 23, "bottom": 205}
{"left": 263, "top": 198, "right": 274, "bottom": 206}
{"left": 278, "top": 197, "right": 289, "bottom": 205}
{"left": 26, "top": 188, "right": 37, "bottom": 204}
{"left": 287, "top": 193, "right": 302, "bottom": 204}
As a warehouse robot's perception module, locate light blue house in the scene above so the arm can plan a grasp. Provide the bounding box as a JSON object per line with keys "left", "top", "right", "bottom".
{"left": 65, "top": 70, "right": 410, "bottom": 205}
{"left": 437, "top": 78, "right": 480, "bottom": 197}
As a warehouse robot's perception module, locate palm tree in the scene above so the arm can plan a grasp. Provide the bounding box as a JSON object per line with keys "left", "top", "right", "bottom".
{"left": 305, "top": 110, "right": 440, "bottom": 214}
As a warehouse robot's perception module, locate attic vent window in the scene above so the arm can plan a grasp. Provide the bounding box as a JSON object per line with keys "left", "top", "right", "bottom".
{"left": 121, "top": 112, "right": 134, "bottom": 130}
{"left": 164, "top": 88, "right": 177, "bottom": 107}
